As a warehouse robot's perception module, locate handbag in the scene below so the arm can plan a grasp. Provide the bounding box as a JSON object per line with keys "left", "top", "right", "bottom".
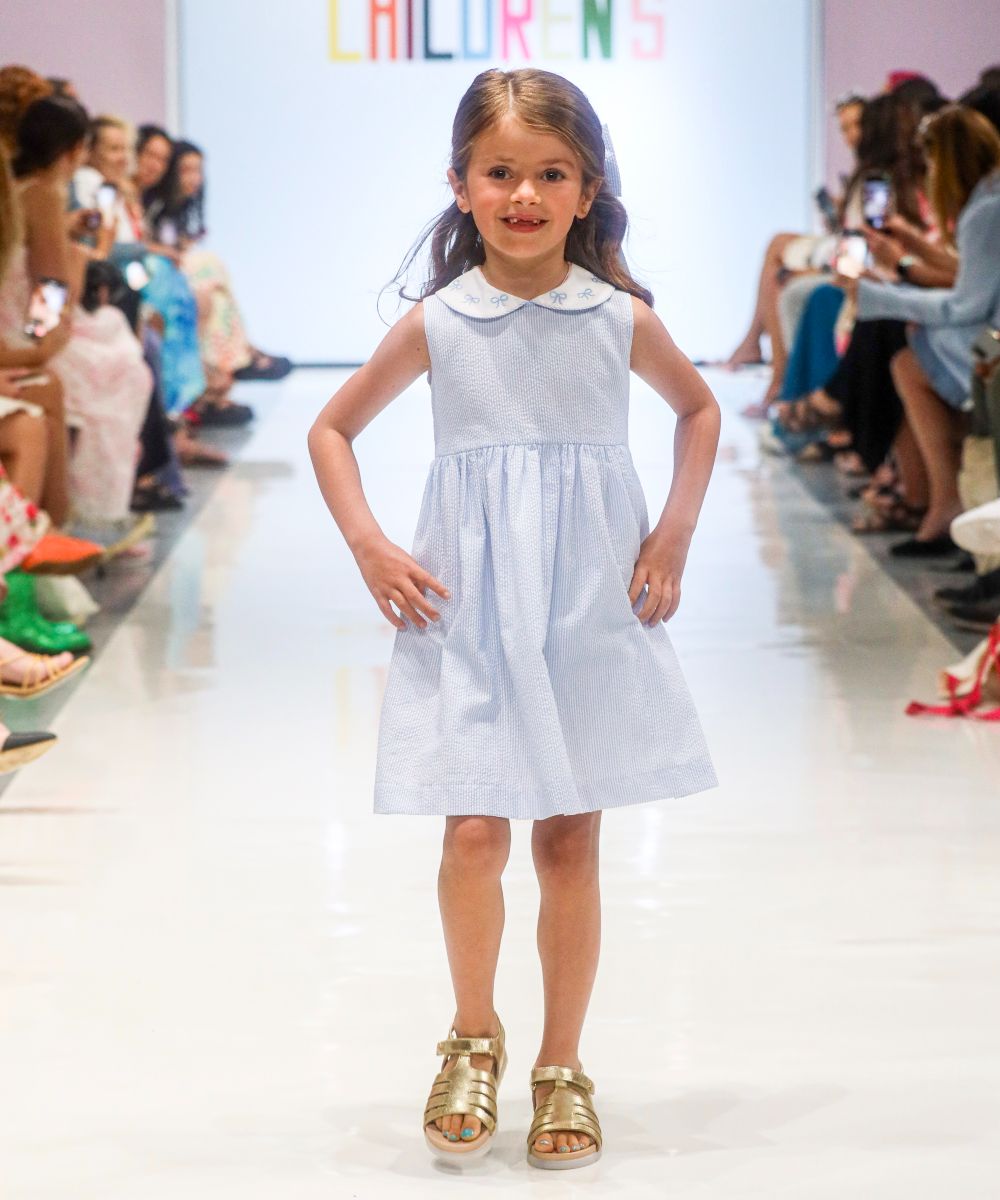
{"left": 906, "top": 623, "right": 1000, "bottom": 720}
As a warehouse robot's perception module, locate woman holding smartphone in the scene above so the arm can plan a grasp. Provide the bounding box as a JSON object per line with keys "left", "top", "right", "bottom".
{"left": 841, "top": 105, "right": 1000, "bottom": 556}
{"left": 0, "top": 95, "right": 152, "bottom": 541}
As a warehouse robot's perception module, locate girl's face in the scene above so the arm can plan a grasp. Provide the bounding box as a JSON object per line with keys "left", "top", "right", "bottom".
{"left": 136, "top": 134, "right": 171, "bottom": 190}
{"left": 178, "top": 152, "right": 203, "bottom": 198}
{"left": 448, "top": 114, "right": 598, "bottom": 266}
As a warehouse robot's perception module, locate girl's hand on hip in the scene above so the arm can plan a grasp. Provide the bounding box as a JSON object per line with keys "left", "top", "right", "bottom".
{"left": 629, "top": 532, "right": 689, "bottom": 625}
{"left": 356, "top": 537, "right": 450, "bottom": 630}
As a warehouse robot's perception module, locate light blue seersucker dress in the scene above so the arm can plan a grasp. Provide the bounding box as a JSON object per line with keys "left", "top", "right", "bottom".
{"left": 373, "top": 261, "right": 717, "bottom": 819}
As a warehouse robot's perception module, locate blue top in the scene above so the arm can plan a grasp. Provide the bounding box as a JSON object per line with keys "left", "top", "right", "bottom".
{"left": 856, "top": 170, "right": 1000, "bottom": 407}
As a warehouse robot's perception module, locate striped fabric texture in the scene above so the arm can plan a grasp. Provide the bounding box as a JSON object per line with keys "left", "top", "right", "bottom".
{"left": 373, "top": 265, "right": 717, "bottom": 818}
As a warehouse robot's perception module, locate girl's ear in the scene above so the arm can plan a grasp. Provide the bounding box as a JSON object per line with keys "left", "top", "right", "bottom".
{"left": 576, "top": 179, "right": 601, "bottom": 220}
{"left": 447, "top": 167, "right": 470, "bottom": 213}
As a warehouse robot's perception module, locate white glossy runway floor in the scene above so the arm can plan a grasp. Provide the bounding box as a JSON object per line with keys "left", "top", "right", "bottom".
{"left": 1, "top": 367, "right": 998, "bottom": 1199}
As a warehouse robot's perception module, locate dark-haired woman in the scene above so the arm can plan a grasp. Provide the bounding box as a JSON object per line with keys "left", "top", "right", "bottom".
{"left": 144, "top": 141, "right": 290, "bottom": 417}
{"left": 0, "top": 97, "right": 151, "bottom": 537}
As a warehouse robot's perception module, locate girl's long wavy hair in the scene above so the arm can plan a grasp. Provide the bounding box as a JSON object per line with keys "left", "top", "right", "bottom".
{"left": 388, "top": 68, "right": 652, "bottom": 309}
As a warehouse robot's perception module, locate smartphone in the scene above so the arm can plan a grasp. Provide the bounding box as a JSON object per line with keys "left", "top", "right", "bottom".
{"left": 124, "top": 260, "right": 150, "bottom": 290}
{"left": 862, "top": 175, "right": 892, "bottom": 230}
{"left": 836, "top": 231, "right": 869, "bottom": 278}
{"left": 96, "top": 181, "right": 118, "bottom": 216}
{"left": 814, "top": 186, "right": 838, "bottom": 231}
{"left": 157, "top": 218, "right": 178, "bottom": 247}
{"left": 24, "top": 277, "right": 69, "bottom": 339}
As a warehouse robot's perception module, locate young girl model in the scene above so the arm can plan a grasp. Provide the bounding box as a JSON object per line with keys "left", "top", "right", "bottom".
{"left": 309, "top": 67, "right": 720, "bottom": 1170}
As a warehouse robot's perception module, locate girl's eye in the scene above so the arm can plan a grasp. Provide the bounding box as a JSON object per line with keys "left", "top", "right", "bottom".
{"left": 486, "top": 168, "right": 566, "bottom": 181}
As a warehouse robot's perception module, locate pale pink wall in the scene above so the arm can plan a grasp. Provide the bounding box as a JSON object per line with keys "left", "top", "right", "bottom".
{"left": 824, "top": 0, "right": 1000, "bottom": 186}
{"left": 1, "top": 0, "right": 167, "bottom": 125}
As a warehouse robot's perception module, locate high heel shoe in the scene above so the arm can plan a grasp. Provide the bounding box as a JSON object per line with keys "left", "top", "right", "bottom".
{"left": 527, "top": 1064, "right": 603, "bottom": 1170}
{"left": 0, "top": 729, "right": 57, "bottom": 774}
{"left": 422, "top": 1013, "right": 507, "bottom": 1162}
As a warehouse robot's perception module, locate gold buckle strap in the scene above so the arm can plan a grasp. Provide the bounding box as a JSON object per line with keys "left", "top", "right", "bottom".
{"left": 529, "top": 1064, "right": 595, "bottom": 1094}
{"left": 436, "top": 1036, "right": 499, "bottom": 1057}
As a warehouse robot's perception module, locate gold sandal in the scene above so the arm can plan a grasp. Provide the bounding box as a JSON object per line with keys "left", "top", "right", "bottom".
{"left": 422, "top": 1013, "right": 507, "bottom": 1162}
{"left": 0, "top": 652, "right": 90, "bottom": 699}
{"left": 527, "top": 1064, "right": 603, "bottom": 1170}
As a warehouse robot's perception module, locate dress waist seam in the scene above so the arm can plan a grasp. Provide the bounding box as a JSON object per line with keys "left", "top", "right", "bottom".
{"left": 433, "top": 439, "right": 627, "bottom": 461}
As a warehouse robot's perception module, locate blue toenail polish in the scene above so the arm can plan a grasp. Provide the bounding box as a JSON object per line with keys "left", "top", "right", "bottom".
{"left": 461, "top": 1128, "right": 475, "bottom": 1138}
{"left": 448, "top": 1133, "right": 459, "bottom": 1141}
{"left": 558, "top": 1145, "right": 569, "bottom": 1152}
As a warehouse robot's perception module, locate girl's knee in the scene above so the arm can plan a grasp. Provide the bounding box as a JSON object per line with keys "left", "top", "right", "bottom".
{"left": 442, "top": 815, "right": 510, "bottom": 873}
{"left": 532, "top": 811, "right": 601, "bottom": 873}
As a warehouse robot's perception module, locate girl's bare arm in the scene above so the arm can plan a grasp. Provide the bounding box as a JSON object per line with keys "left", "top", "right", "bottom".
{"left": 307, "top": 302, "right": 449, "bottom": 630}
{"left": 628, "top": 295, "right": 721, "bottom": 624}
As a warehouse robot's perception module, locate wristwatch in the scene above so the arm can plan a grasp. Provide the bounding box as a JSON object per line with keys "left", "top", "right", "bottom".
{"left": 896, "top": 254, "right": 917, "bottom": 282}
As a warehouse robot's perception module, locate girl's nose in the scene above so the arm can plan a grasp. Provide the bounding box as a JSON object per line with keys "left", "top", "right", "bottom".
{"left": 510, "top": 176, "right": 540, "bottom": 203}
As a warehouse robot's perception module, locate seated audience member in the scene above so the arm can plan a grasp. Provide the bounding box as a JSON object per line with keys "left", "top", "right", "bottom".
{"left": 889, "top": 72, "right": 948, "bottom": 119}
{"left": 0, "top": 64, "right": 51, "bottom": 156}
{"left": 756, "top": 92, "right": 929, "bottom": 420}
{"left": 0, "top": 147, "right": 70, "bottom": 522}
{"left": 2, "top": 97, "right": 152, "bottom": 543}
{"left": 74, "top": 115, "right": 226, "bottom": 467}
{"left": 839, "top": 105, "right": 1000, "bottom": 557}
{"left": 724, "top": 91, "right": 865, "bottom": 387}
{"left": 143, "top": 138, "right": 291, "bottom": 418}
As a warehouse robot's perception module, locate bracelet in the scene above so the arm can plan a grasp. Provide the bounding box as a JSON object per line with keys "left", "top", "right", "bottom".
{"left": 896, "top": 254, "right": 917, "bottom": 282}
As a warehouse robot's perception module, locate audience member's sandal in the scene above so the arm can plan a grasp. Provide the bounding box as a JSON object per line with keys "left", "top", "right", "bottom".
{"left": 233, "top": 349, "right": 292, "bottom": 381}
{"left": 852, "top": 498, "right": 926, "bottom": 535}
{"left": 527, "top": 1065, "right": 603, "bottom": 1170}
{"left": 890, "top": 534, "right": 960, "bottom": 558}
{"left": 0, "top": 729, "right": 57, "bottom": 775}
{"left": 0, "top": 648, "right": 90, "bottom": 698}
{"left": 423, "top": 1014, "right": 508, "bottom": 1162}
{"left": 21, "top": 533, "right": 104, "bottom": 576}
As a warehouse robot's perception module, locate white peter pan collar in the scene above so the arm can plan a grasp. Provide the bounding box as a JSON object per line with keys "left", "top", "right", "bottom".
{"left": 436, "top": 262, "right": 615, "bottom": 319}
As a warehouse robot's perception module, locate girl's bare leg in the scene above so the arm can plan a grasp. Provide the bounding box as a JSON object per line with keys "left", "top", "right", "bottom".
{"left": 890, "top": 348, "right": 966, "bottom": 540}
{"left": 431, "top": 815, "right": 511, "bottom": 1144}
{"left": 529, "top": 810, "right": 602, "bottom": 1156}
{"left": 726, "top": 232, "right": 798, "bottom": 366}
{"left": 0, "top": 411, "right": 47, "bottom": 503}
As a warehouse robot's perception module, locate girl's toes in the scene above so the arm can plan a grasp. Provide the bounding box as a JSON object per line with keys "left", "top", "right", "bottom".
{"left": 567, "top": 1135, "right": 581, "bottom": 1151}
{"left": 534, "top": 1134, "right": 554, "bottom": 1154}
{"left": 446, "top": 1115, "right": 463, "bottom": 1141}
{"left": 555, "top": 1133, "right": 570, "bottom": 1154}
{"left": 459, "top": 1115, "right": 482, "bottom": 1142}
